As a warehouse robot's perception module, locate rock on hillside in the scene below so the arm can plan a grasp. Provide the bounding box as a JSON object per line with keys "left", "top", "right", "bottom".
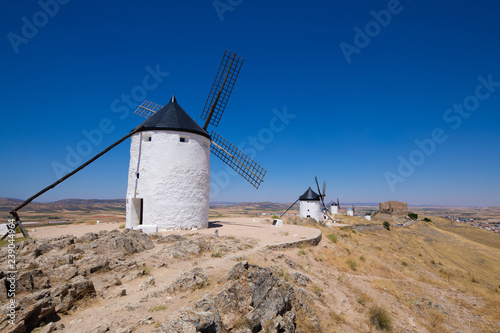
{"left": 0, "top": 229, "right": 154, "bottom": 332}
{"left": 156, "top": 261, "right": 319, "bottom": 333}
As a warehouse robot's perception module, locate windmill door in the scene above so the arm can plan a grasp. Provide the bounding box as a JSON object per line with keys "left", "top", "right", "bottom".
{"left": 130, "top": 198, "right": 143, "bottom": 226}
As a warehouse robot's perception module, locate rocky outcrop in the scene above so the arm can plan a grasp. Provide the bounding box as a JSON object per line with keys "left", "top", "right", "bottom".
{"left": 0, "top": 276, "right": 95, "bottom": 332}
{"left": 290, "top": 272, "right": 311, "bottom": 286}
{"left": 157, "top": 262, "right": 319, "bottom": 333}
{"left": 165, "top": 267, "right": 208, "bottom": 295}
{"left": 0, "top": 229, "right": 155, "bottom": 332}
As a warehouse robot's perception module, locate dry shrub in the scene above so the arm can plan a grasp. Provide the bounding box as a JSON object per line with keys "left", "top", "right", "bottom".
{"left": 347, "top": 258, "right": 358, "bottom": 271}
{"left": 369, "top": 305, "right": 392, "bottom": 331}
{"left": 357, "top": 292, "right": 371, "bottom": 305}
{"left": 327, "top": 234, "right": 338, "bottom": 243}
{"left": 427, "top": 309, "right": 447, "bottom": 332}
{"left": 296, "top": 307, "right": 321, "bottom": 333}
{"left": 329, "top": 311, "right": 345, "bottom": 323}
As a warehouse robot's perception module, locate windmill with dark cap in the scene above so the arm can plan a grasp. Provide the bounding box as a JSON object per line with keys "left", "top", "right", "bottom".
{"left": 4, "top": 50, "right": 266, "bottom": 238}
{"left": 127, "top": 50, "right": 266, "bottom": 232}
{"left": 278, "top": 177, "right": 332, "bottom": 222}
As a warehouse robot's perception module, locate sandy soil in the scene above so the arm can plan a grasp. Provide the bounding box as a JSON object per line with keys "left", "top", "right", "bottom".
{"left": 29, "top": 218, "right": 319, "bottom": 247}
{"left": 28, "top": 222, "right": 123, "bottom": 239}
{"left": 17, "top": 217, "right": 496, "bottom": 333}
{"left": 27, "top": 218, "right": 321, "bottom": 333}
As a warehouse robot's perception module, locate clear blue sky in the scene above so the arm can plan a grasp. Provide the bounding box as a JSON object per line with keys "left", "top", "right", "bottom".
{"left": 1, "top": 0, "right": 499, "bottom": 206}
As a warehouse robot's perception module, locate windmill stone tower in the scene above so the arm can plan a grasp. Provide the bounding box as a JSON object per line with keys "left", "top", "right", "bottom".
{"left": 126, "top": 96, "right": 210, "bottom": 232}
{"left": 299, "top": 187, "right": 321, "bottom": 221}
{"left": 126, "top": 50, "right": 266, "bottom": 232}
{"left": 330, "top": 202, "right": 339, "bottom": 215}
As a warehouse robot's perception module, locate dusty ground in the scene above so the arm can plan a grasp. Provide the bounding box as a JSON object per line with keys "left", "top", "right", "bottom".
{"left": 29, "top": 218, "right": 319, "bottom": 247}
{"left": 29, "top": 222, "right": 123, "bottom": 239}
{"left": 22, "top": 218, "right": 321, "bottom": 333}
{"left": 7, "top": 216, "right": 500, "bottom": 333}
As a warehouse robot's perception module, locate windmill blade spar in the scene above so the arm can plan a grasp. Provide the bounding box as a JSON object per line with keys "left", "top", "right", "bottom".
{"left": 315, "top": 176, "right": 321, "bottom": 196}
{"left": 134, "top": 100, "right": 163, "bottom": 119}
{"left": 210, "top": 131, "right": 266, "bottom": 189}
{"left": 315, "top": 177, "right": 326, "bottom": 208}
{"left": 201, "top": 50, "right": 244, "bottom": 129}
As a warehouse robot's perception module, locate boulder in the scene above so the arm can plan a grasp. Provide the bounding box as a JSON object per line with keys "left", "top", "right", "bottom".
{"left": 139, "top": 276, "right": 156, "bottom": 290}
{"left": 166, "top": 267, "right": 208, "bottom": 294}
{"left": 160, "top": 308, "right": 217, "bottom": 333}
{"left": 290, "top": 272, "right": 311, "bottom": 286}
{"left": 160, "top": 263, "right": 316, "bottom": 333}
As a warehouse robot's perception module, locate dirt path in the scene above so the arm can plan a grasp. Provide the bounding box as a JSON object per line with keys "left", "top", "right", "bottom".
{"left": 39, "top": 218, "right": 321, "bottom": 332}
{"left": 30, "top": 218, "right": 320, "bottom": 248}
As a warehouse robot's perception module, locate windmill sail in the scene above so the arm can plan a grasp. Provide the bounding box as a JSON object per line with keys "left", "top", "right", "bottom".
{"left": 132, "top": 50, "right": 266, "bottom": 189}
{"left": 134, "top": 100, "right": 163, "bottom": 119}
{"left": 210, "top": 131, "right": 266, "bottom": 189}
{"left": 201, "top": 50, "right": 244, "bottom": 129}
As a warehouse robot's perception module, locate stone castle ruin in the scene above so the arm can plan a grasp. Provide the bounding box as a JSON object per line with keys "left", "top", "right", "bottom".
{"left": 379, "top": 201, "right": 408, "bottom": 216}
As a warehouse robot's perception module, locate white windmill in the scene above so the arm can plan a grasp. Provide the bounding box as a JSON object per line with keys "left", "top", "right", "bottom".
{"left": 330, "top": 198, "right": 340, "bottom": 216}
{"left": 127, "top": 51, "right": 266, "bottom": 232}
{"left": 347, "top": 205, "right": 355, "bottom": 216}
{"left": 3, "top": 51, "right": 266, "bottom": 237}
{"left": 298, "top": 187, "right": 321, "bottom": 221}
{"left": 279, "top": 177, "right": 332, "bottom": 223}
{"left": 125, "top": 96, "right": 212, "bottom": 232}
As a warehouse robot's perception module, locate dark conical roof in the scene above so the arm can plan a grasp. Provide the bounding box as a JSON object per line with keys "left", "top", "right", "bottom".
{"left": 136, "top": 95, "right": 210, "bottom": 139}
{"left": 299, "top": 187, "right": 320, "bottom": 201}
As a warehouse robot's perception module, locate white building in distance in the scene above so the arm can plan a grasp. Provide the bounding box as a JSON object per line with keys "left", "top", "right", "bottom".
{"left": 299, "top": 187, "right": 321, "bottom": 221}
{"left": 126, "top": 96, "right": 211, "bottom": 232}
{"left": 330, "top": 202, "right": 339, "bottom": 215}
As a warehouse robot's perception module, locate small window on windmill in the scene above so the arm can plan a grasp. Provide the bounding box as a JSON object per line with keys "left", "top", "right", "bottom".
{"left": 180, "top": 136, "right": 189, "bottom": 143}
{"left": 143, "top": 135, "right": 152, "bottom": 142}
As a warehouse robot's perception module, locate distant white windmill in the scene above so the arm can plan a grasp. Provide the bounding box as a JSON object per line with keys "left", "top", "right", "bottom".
{"left": 298, "top": 187, "right": 321, "bottom": 221}
{"left": 347, "top": 205, "right": 355, "bottom": 216}
{"left": 279, "top": 177, "right": 332, "bottom": 223}
{"left": 330, "top": 198, "right": 340, "bottom": 216}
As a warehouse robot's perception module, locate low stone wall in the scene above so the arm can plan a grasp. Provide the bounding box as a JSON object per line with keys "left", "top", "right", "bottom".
{"left": 264, "top": 229, "right": 322, "bottom": 250}
{"left": 353, "top": 224, "right": 385, "bottom": 232}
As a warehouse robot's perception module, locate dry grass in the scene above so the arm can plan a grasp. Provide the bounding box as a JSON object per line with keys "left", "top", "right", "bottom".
{"left": 327, "top": 234, "right": 338, "bottom": 243}
{"left": 296, "top": 307, "right": 321, "bottom": 333}
{"left": 346, "top": 258, "right": 358, "bottom": 271}
{"left": 329, "top": 311, "right": 345, "bottom": 323}
{"left": 305, "top": 219, "right": 500, "bottom": 331}
{"left": 357, "top": 292, "right": 371, "bottom": 305}
{"left": 369, "top": 305, "right": 392, "bottom": 331}
{"left": 426, "top": 309, "right": 447, "bottom": 332}
{"left": 148, "top": 304, "right": 167, "bottom": 312}
{"left": 312, "top": 284, "right": 323, "bottom": 297}
{"left": 436, "top": 225, "right": 500, "bottom": 250}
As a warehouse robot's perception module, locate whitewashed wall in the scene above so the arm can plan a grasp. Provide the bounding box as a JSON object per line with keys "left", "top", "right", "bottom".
{"left": 126, "top": 130, "right": 210, "bottom": 231}
{"left": 299, "top": 200, "right": 321, "bottom": 221}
